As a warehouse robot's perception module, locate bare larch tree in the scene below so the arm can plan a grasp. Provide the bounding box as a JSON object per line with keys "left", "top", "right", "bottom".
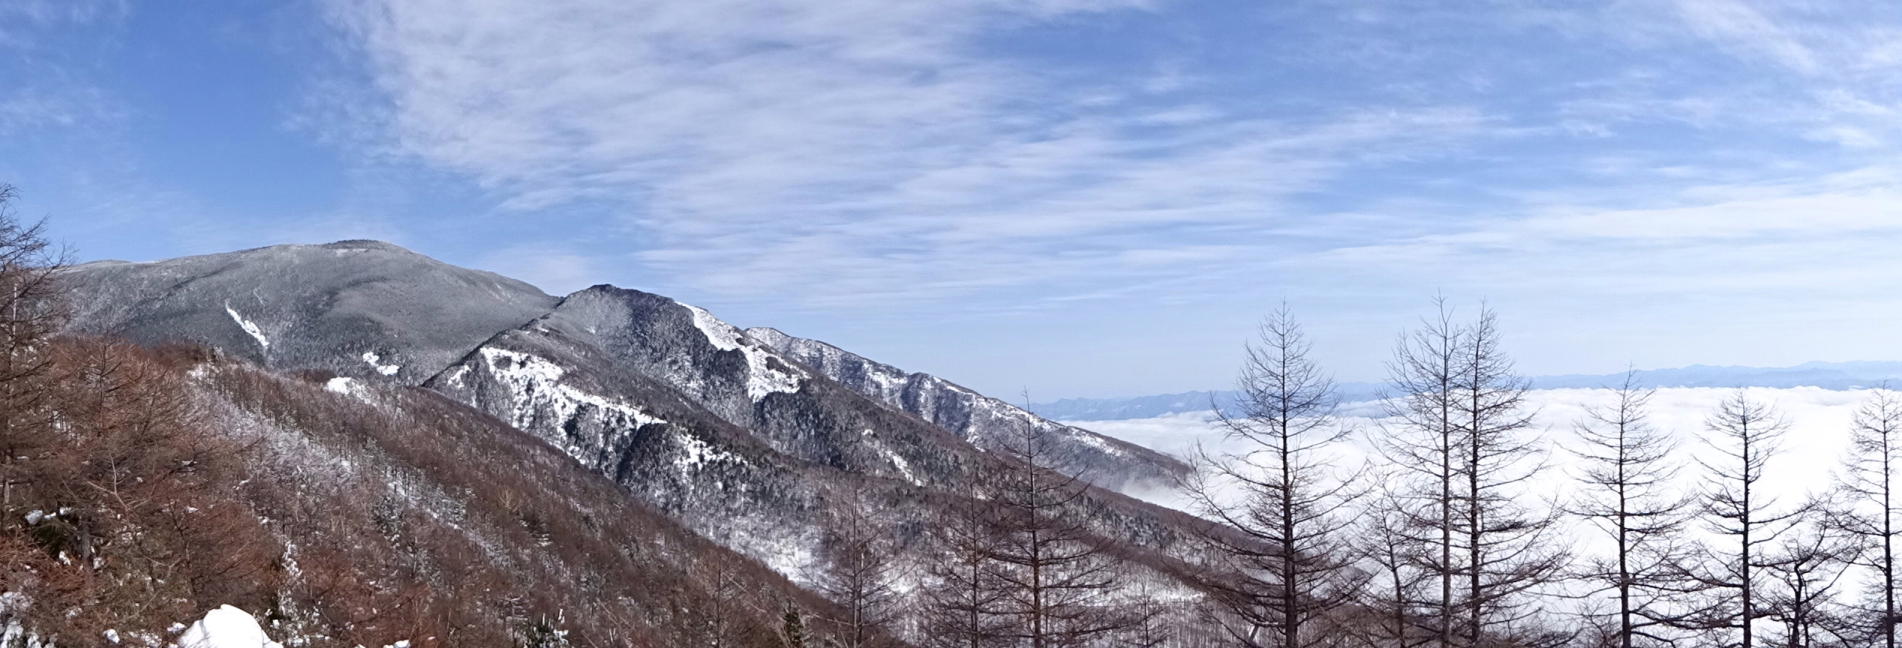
{"left": 1378, "top": 297, "right": 1467, "bottom": 647}
{"left": 0, "top": 184, "right": 66, "bottom": 515}
{"left": 985, "top": 419, "right": 1126, "bottom": 648}
{"left": 1450, "top": 305, "right": 1568, "bottom": 647}
{"left": 1694, "top": 391, "right": 1805, "bottom": 648}
{"left": 1353, "top": 485, "right": 1435, "bottom": 648}
{"left": 1187, "top": 304, "right": 1366, "bottom": 647}
{"left": 812, "top": 486, "right": 904, "bottom": 647}
{"left": 1566, "top": 370, "right": 1698, "bottom": 647}
{"left": 922, "top": 493, "right": 1008, "bottom": 648}
{"left": 1830, "top": 386, "right": 1902, "bottom": 646}
{"left": 1761, "top": 520, "right": 1858, "bottom": 647}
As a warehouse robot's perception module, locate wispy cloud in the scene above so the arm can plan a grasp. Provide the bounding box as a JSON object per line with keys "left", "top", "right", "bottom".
{"left": 315, "top": 0, "right": 1497, "bottom": 309}
{"left": 1670, "top": 0, "right": 1818, "bottom": 74}
{"left": 313, "top": 0, "right": 1902, "bottom": 314}
{"left": 296, "top": 0, "right": 1902, "bottom": 394}
{"left": 0, "top": 1, "right": 126, "bottom": 135}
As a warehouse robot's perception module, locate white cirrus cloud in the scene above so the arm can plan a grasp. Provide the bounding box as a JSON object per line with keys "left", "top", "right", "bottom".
{"left": 312, "top": 0, "right": 1902, "bottom": 324}
{"left": 315, "top": 0, "right": 1496, "bottom": 308}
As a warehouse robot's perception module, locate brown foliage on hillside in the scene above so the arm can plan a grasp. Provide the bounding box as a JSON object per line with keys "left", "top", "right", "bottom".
{"left": 0, "top": 337, "right": 830, "bottom": 646}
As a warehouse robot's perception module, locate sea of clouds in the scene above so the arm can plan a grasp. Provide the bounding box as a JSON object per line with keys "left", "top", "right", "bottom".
{"left": 1079, "top": 386, "right": 1889, "bottom": 625}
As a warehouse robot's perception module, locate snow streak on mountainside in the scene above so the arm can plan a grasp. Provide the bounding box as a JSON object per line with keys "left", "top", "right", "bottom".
{"left": 424, "top": 322, "right": 834, "bottom": 577}
{"left": 748, "top": 327, "right": 1191, "bottom": 493}
{"left": 528, "top": 286, "right": 975, "bottom": 487}
{"left": 685, "top": 305, "right": 806, "bottom": 400}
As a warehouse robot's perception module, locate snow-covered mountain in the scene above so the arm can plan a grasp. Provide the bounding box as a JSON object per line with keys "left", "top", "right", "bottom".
{"left": 747, "top": 327, "right": 1189, "bottom": 492}
{"left": 62, "top": 239, "right": 557, "bottom": 384}
{"left": 58, "top": 241, "right": 1213, "bottom": 590}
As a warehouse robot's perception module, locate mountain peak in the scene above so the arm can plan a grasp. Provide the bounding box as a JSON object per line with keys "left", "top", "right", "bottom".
{"left": 61, "top": 240, "right": 559, "bottom": 383}
{"left": 319, "top": 239, "right": 414, "bottom": 253}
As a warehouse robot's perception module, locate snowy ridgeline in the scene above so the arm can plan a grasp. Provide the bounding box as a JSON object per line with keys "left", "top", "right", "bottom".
{"left": 1076, "top": 385, "right": 1885, "bottom": 612}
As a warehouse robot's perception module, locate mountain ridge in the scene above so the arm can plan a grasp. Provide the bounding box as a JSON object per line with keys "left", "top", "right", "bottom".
{"left": 57, "top": 239, "right": 1216, "bottom": 595}
{"left": 747, "top": 325, "right": 1191, "bottom": 492}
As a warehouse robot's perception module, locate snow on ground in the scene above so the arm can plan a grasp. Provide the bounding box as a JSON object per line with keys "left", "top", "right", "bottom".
{"left": 360, "top": 351, "right": 401, "bottom": 376}
{"left": 178, "top": 605, "right": 282, "bottom": 648}
{"left": 479, "top": 347, "right": 669, "bottom": 431}
{"left": 222, "top": 302, "right": 269, "bottom": 351}
{"left": 863, "top": 429, "right": 924, "bottom": 486}
{"left": 682, "top": 303, "right": 806, "bottom": 400}
{"left": 323, "top": 377, "right": 375, "bottom": 404}
{"left": 675, "top": 430, "right": 737, "bottom": 475}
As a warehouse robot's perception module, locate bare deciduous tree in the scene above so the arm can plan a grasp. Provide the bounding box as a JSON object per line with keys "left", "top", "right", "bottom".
{"left": 0, "top": 184, "right": 67, "bottom": 515}
{"left": 813, "top": 486, "right": 904, "bottom": 648}
{"left": 1762, "top": 521, "right": 1858, "bottom": 647}
{"left": 922, "top": 495, "right": 1008, "bottom": 648}
{"left": 1450, "top": 305, "right": 1569, "bottom": 647}
{"left": 1187, "top": 304, "right": 1366, "bottom": 647}
{"left": 1379, "top": 300, "right": 1567, "bottom": 648}
{"left": 1111, "top": 578, "right": 1180, "bottom": 648}
{"left": 986, "top": 420, "right": 1126, "bottom": 648}
{"left": 1693, "top": 391, "right": 1805, "bottom": 648}
{"left": 1567, "top": 371, "right": 1698, "bottom": 646}
{"left": 1378, "top": 297, "right": 1468, "bottom": 648}
{"left": 1352, "top": 486, "right": 1434, "bottom": 648}
{"left": 1832, "top": 386, "right": 1902, "bottom": 646}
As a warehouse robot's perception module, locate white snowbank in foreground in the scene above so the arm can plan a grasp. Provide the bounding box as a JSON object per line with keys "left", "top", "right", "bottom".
{"left": 178, "top": 605, "right": 281, "bottom": 648}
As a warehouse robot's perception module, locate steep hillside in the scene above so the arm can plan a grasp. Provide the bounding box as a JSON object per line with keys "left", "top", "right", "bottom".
{"left": 425, "top": 315, "right": 859, "bottom": 574}
{"left": 0, "top": 339, "right": 821, "bottom": 647}
{"left": 427, "top": 286, "right": 1212, "bottom": 581}
{"left": 530, "top": 287, "right": 980, "bottom": 488}
{"left": 747, "top": 326, "right": 1190, "bottom": 492}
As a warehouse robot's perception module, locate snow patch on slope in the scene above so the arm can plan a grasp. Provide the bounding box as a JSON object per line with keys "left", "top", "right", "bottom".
{"left": 867, "top": 368, "right": 909, "bottom": 401}
{"left": 478, "top": 347, "right": 669, "bottom": 431}
{"left": 862, "top": 428, "right": 923, "bottom": 486}
{"left": 682, "top": 303, "right": 805, "bottom": 400}
{"left": 763, "top": 543, "right": 817, "bottom": 584}
{"left": 676, "top": 430, "right": 735, "bottom": 472}
{"left": 1066, "top": 426, "right": 1128, "bottom": 457}
{"left": 361, "top": 351, "right": 401, "bottom": 376}
{"left": 324, "top": 377, "right": 374, "bottom": 403}
{"left": 222, "top": 302, "right": 269, "bottom": 351}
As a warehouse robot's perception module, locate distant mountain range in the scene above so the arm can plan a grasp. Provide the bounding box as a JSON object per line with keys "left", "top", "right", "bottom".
{"left": 1029, "top": 361, "right": 1902, "bottom": 421}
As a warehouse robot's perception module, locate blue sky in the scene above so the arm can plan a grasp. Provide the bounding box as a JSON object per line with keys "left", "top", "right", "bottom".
{"left": 3, "top": 1, "right": 1900, "bottom": 399}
